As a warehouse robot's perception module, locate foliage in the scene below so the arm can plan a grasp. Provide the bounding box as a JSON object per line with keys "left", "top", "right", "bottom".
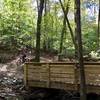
{"left": 0, "top": 0, "right": 35, "bottom": 50}
{"left": 0, "top": 0, "right": 99, "bottom": 56}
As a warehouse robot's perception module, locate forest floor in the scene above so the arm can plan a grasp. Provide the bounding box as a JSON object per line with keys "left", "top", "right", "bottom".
{"left": 0, "top": 49, "right": 72, "bottom": 100}
{"left": 0, "top": 49, "right": 100, "bottom": 100}
{"left": 0, "top": 57, "right": 25, "bottom": 100}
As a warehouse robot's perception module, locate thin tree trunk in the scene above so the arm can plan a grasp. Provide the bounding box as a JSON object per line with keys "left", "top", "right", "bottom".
{"left": 58, "top": 1, "right": 69, "bottom": 60}
{"left": 59, "top": 0, "right": 76, "bottom": 48}
{"left": 43, "top": 0, "right": 47, "bottom": 51}
{"left": 97, "top": 0, "right": 100, "bottom": 48}
{"left": 36, "top": 0, "right": 39, "bottom": 11}
{"left": 58, "top": 17, "right": 66, "bottom": 60}
{"left": 75, "top": 0, "right": 87, "bottom": 100}
{"left": 74, "top": 0, "right": 78, "bottom": 60}
{"left": 55, "top": 3, "right": 57, "bottom": 34}
{"left": 35, "top": 0, "right": 44, "bottom": 62}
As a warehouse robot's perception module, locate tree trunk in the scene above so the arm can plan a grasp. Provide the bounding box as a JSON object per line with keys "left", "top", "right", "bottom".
{"left": 58, "top": 17, "right": 66, "bottom": 61}
{"left": 55, "top": 3, "right": 58, "bottom": 34}
{"left": 74, "top": 0, "right": 78, "bottom": 60}
{"left": 97, "top": 0, "right": 100, "bottom": 48}
{"left": 59, "top": 0, "right": 76, "bottom": 48}
{"left": 58, "top": 1, "right": 69, "bottom": 60}
{"left": 43, "top": 0, "right": 47, "bottom": 51}
{"left": 35, "top": 0, "right": 44, "bottom": 62}
{"left": 75, "top": 0, "right": 87, "bottom": 100}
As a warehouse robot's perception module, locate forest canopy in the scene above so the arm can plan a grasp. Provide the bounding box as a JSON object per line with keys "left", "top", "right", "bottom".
{"left": 0, "top": 0, "right": 99, "bottom": 56}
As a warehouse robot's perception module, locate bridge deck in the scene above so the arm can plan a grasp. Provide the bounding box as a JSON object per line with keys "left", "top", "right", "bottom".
{"left": 24, "top": 62, "right": 100, "bottom": 94}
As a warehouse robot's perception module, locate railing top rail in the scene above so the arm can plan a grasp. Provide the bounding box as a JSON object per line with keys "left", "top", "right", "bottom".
{"left": 25, "top": 62, "right": 100, "bottom": 65}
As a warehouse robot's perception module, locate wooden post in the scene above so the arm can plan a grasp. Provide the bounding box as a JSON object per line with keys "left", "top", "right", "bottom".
{"left": 74, "top": 64, "right": 79, "bottom": 91}
{"left": 47, "top": 63, "right": 50, "bottom": 88}
{"left": 24, "top": 63, "right": 28, "bottom": 87}
{"left": 97, "top": 0, "right": 100, "bottom": 48}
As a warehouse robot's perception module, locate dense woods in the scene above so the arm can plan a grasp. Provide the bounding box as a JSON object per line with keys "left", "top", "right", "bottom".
{"left": 0, "top": 0, "right": 100, "bottom": 100}
{"left": 0, "top": 0, "right": 99, "bottom": 56}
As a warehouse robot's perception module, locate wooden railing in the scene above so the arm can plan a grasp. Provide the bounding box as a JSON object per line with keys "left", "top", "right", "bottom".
{"left": 24, "top": 62, "right": 100, "bottom": 94}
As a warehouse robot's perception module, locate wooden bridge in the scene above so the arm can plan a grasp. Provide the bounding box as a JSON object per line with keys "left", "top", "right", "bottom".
{"left": 24, "top": 62, "right": 100, "bottom": 94}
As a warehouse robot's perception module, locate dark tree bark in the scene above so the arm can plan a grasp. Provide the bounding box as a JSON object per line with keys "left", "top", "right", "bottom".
{"left": 44, "top": 0, "right": 47, "bottom": 13}
{"left": 58, "top": 1, "right": 69, "bottom": 60}
{"left": 54, "top": 2, "right": 58, "bottom": 34}
{"left": 35, "top": 0, "right": 44, "bottom": 62}
{"left": 43, "top": 0, "right": 52, "bottom": 51}
{"left": 74, "top": 0, "right": 78, "bottom": 60}
{"left": 75, "top": 0, "right": 86, "bottom": 100}
{"left": 36, "top": 0, "right": 39, "bottom": 11}
{"left": 59, "top": 17, "right": 66, "bottom": 56}
{"left": 59, "top": 0, "right": 77, "bottom": 48}
{"left": 97, "top": 0, "right": 100, "bottom": 48}
{"left": 43, "top": 0, "right": 47, "bottom": 51}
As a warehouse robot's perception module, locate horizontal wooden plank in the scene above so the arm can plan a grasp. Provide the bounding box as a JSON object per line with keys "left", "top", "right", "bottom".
{"left": 28, "top": 69, "right": 48, "bottom": 73}
{"left": 87, "top": 77, "right": 100, "bottom": 81}
{"left": 27, "top": 66, "right": 47, "bottom": 69}
{"left": 86, "top": 79, "right": 100, "bottom": 83}
{"left": 50, "top": 82, "right": 76, "bottom": 90}
{"left": 86, "top": 71, "right": 100, "bottom": 74}
{"left": 85, "top": 64, "right": 100, "bottom": 68}
{"left": 27, "top": 65, "right": 47, "bottom": 68}
{"left": 50, "top": 67, "right": 74, "bottom": 70}
{"left": 49, "top": 65, "right": 74, "bottom": 68}
{"left": 28, "top": 72, "right": 49, "bottom": 76}
{"left": 86, "top": 74, "right": 100, "bottom": 77}
{"left": 28, "top": 74, "right": 48, "bottom": 79}
{"left": 26, "top": 62, "right": 47, "bottom": 65}
{"left": 28, "top": 80, "right": 48, "bottom": 87}
{"left": 50, "top": 66, "right": 74, "bottom": 69}
{"left": 50, "top": 73, "right": 74, "bottom": 78}
{"left": 25, "top": 62, "right": 100, "bottom": 65}
{"left": 28, "top": 78, "right": 48, "bottom": 81}
{"left": 50, "top": 69, "right": 74, "bottom": 73}
{"left": 27, "top": 74, "right": 49, "bottom": 78}
{"left": 50, "top": 72, "right": 75, "bottom": 76}
{"left": 85, "top": 68, "right": 100, "bottom": 71}
{"left": 50, "top": 78, "right": 74, "bottom": 83}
